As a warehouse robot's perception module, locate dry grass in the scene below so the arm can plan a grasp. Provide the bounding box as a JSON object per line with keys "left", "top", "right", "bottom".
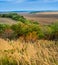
{"left": 0, "top": 38, "right": 58, "bottom": 65}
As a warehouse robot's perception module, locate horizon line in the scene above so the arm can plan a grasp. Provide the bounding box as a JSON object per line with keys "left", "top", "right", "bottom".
{"left": 0, "top": 10, "right": 58, "bottom": 12}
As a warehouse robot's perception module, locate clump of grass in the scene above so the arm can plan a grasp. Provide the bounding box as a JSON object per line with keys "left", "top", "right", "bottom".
{"left": 0, "top": 38, "right": 58, "bottom": 65}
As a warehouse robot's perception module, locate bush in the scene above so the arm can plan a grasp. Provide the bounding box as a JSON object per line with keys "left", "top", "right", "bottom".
{"left": 50, "top": 22, "right": 58, "bottom": 40}
{"left": 3, "top": 29, "right": 15, "bottom": 39}
{"left": 0, "top": 56, "right": 17, "bottom": 65}
{"left": 42, "top": 26, "right": 53, "bottom": 40}
{"left": 0, "top": 13, "right": 58, "bottom": 41}
{"left": 0, "top": 22, "right": 58, "bottom": 40}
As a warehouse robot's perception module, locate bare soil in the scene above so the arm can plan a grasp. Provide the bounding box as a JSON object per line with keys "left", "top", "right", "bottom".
{"left": 20, "top": 12, "right": 58, "bottom": 24}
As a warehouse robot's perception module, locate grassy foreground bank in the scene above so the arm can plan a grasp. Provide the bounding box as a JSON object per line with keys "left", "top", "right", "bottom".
{"left": 0, "top": 38, "right": 58, "bottom": 65}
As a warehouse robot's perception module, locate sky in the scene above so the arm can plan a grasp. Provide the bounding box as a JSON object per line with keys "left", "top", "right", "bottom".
{"left": 0, "top": 0, "right": 58, "bottom": 11}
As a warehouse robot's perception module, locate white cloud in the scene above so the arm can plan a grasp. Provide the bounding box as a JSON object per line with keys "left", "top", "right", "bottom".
{"left": 42, "top": 0, "right": 58, "bottom": 2}
{"left": 15, "top": 0, "right": 25, "bottom": 3}
{"left": 0, "top": 0, "right": 25, "bottom": 3}
{"left": 25, "top": 0, "right": 58, "bottom": 3}
{"left": 0, "top": 0, "right": 58, "bottom": 3}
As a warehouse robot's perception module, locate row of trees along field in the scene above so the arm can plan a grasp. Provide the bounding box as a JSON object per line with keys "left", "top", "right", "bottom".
{"left": 0, "top": 13, "right": 27, "bottom": 23}
{"left": 0, "top": 13, "right": 58, "bottom": 42}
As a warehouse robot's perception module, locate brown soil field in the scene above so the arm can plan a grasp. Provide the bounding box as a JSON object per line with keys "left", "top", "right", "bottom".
{"left": 20, "top": 12, "right": 58, "bottom": 24}
{"left": 0, "top": 18, "right": 16, "bottom": 25}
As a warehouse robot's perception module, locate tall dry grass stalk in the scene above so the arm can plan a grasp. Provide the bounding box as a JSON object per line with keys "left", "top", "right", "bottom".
{"left": 0, "top": 38, "right": 58, "bottom": 65}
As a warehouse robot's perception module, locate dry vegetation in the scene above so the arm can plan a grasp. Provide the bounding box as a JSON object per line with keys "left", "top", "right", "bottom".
{"left": 0, "top": 38, "right": 58, "bottom": 65}
{"left": 0, "top": 13, "right": 58, "bottom": 65}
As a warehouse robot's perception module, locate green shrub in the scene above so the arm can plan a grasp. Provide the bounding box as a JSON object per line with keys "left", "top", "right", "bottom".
{"left": 0, "top": 56, "right": 17, "bottom": 65}
{"left": 0, "top": 13, "right": 58, "bottom": 40}
{"left": 50, "top": 22, "right": 58, "bottom": 40}
{"left": 0, "top": 13, "right": 27, "bottom": 23}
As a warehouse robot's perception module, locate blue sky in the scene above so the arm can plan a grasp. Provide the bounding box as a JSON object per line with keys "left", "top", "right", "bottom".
{"left": 0, "top": 0, "right": 58, "bottom": 11}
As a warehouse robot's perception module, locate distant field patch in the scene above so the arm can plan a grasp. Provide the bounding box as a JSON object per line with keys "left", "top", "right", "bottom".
{"left": 0, "top": 18, "right": 16, "bottom": 25}
{"left": 20, "top": 12, "right": 58, "bottom": 24}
